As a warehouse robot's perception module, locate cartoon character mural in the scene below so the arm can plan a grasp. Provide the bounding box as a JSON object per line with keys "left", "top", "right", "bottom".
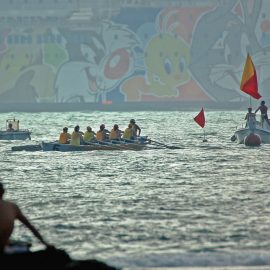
{"left": 0, "top": 28, "right": 67, "bottom": 102}
{"left": 120, "top": 6, "right": 212, "bottom": 102}
{"left": 189, "top": 0, "right": 270, "bottom": 102}
{"left": 0, "top": 0, "right": 270, "bottom": 104}
{"left": 55, "top": 21, "right": 139, "bottom": 103}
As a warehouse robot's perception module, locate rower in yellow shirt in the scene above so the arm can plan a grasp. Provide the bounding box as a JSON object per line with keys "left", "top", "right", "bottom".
{"left": 96, "top": 124, "right": 110, "bottom": 141}
{"left": 123, "top": 124, "right": 133, "bottom": 140}
{"left": 109, "top": 124, "right": 123, "bottom": 140}
{"left": 71, "top": 125, "right": 84, "bottom": 146}
{"left": 59, "top": 127, "right": 71, "bottom": 144}
{"left": 83, "top": 126, "right": 96, "bottom": 142}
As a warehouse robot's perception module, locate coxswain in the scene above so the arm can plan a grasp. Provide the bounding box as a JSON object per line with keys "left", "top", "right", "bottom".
{"left": 130, "top": 119, "right": 141, "bottom": 138}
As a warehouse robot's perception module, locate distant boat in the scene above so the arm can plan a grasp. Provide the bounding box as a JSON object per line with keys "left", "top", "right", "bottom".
{"left": 231, "top": 119, "right": 270, "bottom": 144}
{"left": 231, "top": 54, "right": 266, "bottom": 145}
{"left": 0, "top": 118, "right": 31, "bottom": 140}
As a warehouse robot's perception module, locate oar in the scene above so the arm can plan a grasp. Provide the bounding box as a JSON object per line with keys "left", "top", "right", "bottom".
{"left": 149, "top": 139, "right": 182, "bottom": 149}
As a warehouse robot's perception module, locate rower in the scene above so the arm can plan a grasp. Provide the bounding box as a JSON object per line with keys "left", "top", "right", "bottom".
{"left": 59, "top": 127, "right": 71, "bottom": 144}
{"left": 109, "top": 124, "right": 123, "bottom": 140}
{"left": 70, "top": 125, "right": 84, "bottom": 145}
{"left": 83, "top": 126, "right": 96, "bottom": 142}
{"left": 123, "top": 124, "right": 133, "bottom": 140}
{"left": 96, "top": 124, "right": 110, "bottom": 141}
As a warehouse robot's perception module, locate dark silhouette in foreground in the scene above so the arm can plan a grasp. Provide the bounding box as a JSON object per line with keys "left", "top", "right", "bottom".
{"left": 0, "top": 182, "right": 117, "bottom": 270}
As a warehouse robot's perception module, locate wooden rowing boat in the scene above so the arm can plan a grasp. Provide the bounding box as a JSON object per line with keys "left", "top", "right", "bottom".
{"left": 41, "top": 138, "right": 150, "bottom": 152}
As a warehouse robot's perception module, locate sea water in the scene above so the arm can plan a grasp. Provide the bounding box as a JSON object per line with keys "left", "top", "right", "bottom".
{"left": 0, "top": 110, "right": 270, "bottom": 269}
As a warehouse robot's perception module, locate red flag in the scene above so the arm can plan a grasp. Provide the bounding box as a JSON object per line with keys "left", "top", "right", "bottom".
{"left": 240, "top": 54, "right": 261, "bottom": 99}
{"left": 194, "top": 108, "right": 205, "bottom": 128}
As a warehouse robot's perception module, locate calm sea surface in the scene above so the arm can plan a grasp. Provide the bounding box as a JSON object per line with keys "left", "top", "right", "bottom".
{"left": 0, "top": 111, "right": 270, "bottom": 268}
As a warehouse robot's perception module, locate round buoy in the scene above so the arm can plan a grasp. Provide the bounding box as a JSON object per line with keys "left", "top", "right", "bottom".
{"left": 244, "top": 133, "right": 261, "bottom": 146}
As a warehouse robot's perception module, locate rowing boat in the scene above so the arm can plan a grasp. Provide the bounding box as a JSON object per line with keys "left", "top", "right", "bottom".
{"left": 41, "top": 139, "right": 149, "bottom": 152}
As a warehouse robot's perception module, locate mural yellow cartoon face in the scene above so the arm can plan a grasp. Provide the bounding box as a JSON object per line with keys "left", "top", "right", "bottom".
{"left": 144, "top": 33, "right": 190, "bottom": 96}
{"left": 0, "top": 44, "right": 41, "bottom": 93}
{"left": 0, "top": 28, "right": 67, "bottom": 102}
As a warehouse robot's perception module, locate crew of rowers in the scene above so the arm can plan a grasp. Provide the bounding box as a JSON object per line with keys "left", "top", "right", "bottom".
{"left": 58, "top": 119, "right": 141, "bottom": 146}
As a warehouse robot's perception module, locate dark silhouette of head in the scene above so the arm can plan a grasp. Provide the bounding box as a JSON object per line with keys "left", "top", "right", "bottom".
{"left": 248, "top": 107, "right": 252, "bottom": 113}
{"left": 74, "top": 125, "right": 80, "bottom": 132}
{"left": 0, "top": 182, "right": 5, "bottom": 197}
{"left": 261, "top": 100, "right": 265, "bottom": 105}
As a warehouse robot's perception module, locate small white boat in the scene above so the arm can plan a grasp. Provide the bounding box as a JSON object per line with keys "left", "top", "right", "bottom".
{"left": 231, "top": 117, "right": 270, "bottom": 144}
{"left": 0, "top": 119, "right": 31, "bottom": 140}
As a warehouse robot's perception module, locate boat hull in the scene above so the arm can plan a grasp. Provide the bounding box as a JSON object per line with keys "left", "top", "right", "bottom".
{"left": 0, "top": 131, "right": 31, "bottom": 140}
{"left": 41, "top": 141, "right": 148, "bottom": 152}
{"left": 233, "top": 127, "right": 270, "bottom": 144}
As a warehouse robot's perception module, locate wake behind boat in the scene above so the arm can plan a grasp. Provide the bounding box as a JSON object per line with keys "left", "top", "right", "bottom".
{"left": 0, "top": 118, "right": 31, "bottom": 140}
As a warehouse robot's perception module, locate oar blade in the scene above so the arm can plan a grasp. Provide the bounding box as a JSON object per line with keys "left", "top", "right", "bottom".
{"left": 150, "top": 139, "right": 182, "bottom": 149}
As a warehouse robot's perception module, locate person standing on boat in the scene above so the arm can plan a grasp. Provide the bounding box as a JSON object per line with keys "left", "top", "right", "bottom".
{"left": 70, "top": 125, "right": 84, "bottom": 145}
{"left": 96, "top": 124, "right": 110, "bottom": 141}
{"left": 255, "top": 100, "right": 270, "bottom": 128}
{"left": 109, "top": 124, "right": 123, "bottom": 140}
{"left": 245, "top": 107, "right": 256, "bottom": 131}
{"left": 59, "top": 127, "right": 71, "bottom": 144}
{"left": 130, "top": 119, "right": 141, "bottom": 139}
{"left": 83, "top": 126, "right": 96, "bottom": 143}
{"left": 0, "top": 182, "right": 53, "bottom": 253}
{"left": 6, "top": 123, "right": 15, "bottom": 132}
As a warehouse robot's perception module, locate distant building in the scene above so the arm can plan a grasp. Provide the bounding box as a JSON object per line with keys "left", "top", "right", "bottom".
{"left": 0, "top": 0, "right": 269, "bottom": 108}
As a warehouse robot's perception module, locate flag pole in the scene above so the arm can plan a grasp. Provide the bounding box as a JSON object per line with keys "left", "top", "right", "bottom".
{"left": 203, "top": 128, "right": 207, "bottom": 142}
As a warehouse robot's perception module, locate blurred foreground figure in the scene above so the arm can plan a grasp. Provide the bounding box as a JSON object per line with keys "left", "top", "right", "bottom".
{"left": 0, "top": 182, "right": 117, "bottom": 270}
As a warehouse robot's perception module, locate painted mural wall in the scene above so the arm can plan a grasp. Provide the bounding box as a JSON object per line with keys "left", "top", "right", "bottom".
{"left": 0, "top": 0, "right": 270, "bottom": 104}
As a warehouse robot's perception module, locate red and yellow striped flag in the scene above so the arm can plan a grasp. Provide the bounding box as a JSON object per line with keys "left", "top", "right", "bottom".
{"left": 240, "top": 54, "right": 261, "bottom": 99}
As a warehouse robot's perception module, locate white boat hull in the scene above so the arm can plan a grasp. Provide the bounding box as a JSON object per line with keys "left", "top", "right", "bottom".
{"left": 233, "top": 127, "right": 270, "bottom": 144}
{"left": 0, "top": 130, "right": 31, "bottom": 140}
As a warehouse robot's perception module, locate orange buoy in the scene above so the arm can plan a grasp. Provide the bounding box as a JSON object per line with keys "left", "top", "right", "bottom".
{"left": 244, "top": 133, "right": 261, "bottom": 146}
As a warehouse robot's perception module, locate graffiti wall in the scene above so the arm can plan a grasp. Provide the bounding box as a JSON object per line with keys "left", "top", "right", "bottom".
{"left": 0, "top": 0, "right": 270, "bottom": 104}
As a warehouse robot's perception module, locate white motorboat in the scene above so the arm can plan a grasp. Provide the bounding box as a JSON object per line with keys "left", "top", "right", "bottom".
{"left": 231, "top": 116, "right": 270, "bottom": 144}
{"left": 0, "top": 118, "right": 31, "bottom": 140}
